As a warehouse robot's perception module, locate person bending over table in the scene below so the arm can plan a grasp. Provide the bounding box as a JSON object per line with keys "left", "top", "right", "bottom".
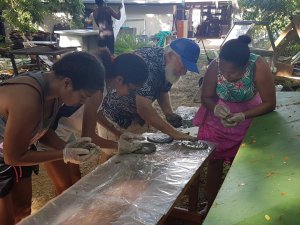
{"left": 193, "top": 35, "right": 276, "bottom": 216}
{"left": 41, "top": 49, "right": 149, "bottom": 195}
{"left": 0, "top": 52, "right": 104, "bottom": 225}
{"left": 98, "top": 38, "right": 200, "bottom": 161}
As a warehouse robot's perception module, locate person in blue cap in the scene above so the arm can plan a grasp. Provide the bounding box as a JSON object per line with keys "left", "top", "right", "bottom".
{"left": 98, "top": 38, "right": 200, "bottom": 160}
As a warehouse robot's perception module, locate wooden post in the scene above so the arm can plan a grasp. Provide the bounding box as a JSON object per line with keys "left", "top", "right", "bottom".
{"left": 9, "top": 53, "right": 18, "bottom": 75}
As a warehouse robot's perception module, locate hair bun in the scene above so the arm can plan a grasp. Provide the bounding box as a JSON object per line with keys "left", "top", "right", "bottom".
{"left": 238, "top": 35, "right": 252, "bottom": 45}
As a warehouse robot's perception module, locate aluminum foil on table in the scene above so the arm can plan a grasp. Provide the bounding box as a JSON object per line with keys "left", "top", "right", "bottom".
{"left": 19, "top": 141, "right": 214, "bottom": 225}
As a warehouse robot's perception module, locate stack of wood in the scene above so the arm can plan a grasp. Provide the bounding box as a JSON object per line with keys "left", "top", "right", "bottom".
{"left": 30, "top": 30, "right": 51, "bottom": 41}
{"left": 9, "top": 30, "right": 52, "bottom": 51}
{"left": 9, "top": 30, "right": 24, "bottom": 50}
{"left": 275, "top": 15, "right": 300, "bottom": 78}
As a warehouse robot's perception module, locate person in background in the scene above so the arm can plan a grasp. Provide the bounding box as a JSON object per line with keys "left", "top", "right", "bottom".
{"left": 92, "top": 0, "right": 121, "bottom": 54}
{"left": 42, "top": 49, "right": 149, "bottom": 195}
{"left": 0, "top": 52, "right": 104, "bottom": 225}
{"left": 98, "top": 38, "right": 200, "bottom": 160}
{"left": 193, "top": 35, "right": 276, "bottom": 216}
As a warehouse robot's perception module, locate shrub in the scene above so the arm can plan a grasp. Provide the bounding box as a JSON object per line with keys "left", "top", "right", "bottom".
{"left": 115, "top": 34, "right": 150, "bottom": 55}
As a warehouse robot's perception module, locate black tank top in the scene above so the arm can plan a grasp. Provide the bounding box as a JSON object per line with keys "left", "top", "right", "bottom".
{"left": 94, "top": 6, "right": 113, "bottom": 31}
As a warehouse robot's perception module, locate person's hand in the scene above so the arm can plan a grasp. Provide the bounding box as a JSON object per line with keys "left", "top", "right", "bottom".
{"left": 166, "top": 113, "right": 183, "bottom": 128}
{"left": 117, "top": 132, "right": 145, "bottom": 154}
{"left": 63, "top": 137, "right": 100, "bottom": 164}
{"left": 119, "top": 132, "right": 145, "bottom": 141}
{"left": 172, "top": 131, "right": 197, "bottom": 142}
{"left": 221, "top": 112, "right": 245, "bottom": 128}
{"left": 118, "top": 139, "right": 143, "bottom": 154}
{"left": 221, "top": 118, "right": 238, "bottom": 128}
{"left": 227, "top": 112, "right": 245, "bottom": 124}
{"left": 214, "top": 104, "right": 230, "bottom": 119}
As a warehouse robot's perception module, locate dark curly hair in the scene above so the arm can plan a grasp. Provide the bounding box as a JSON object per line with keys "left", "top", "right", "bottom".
{"left": 94, "top": 48, "right": 149, "bottom": 85}
{"left": 52, "top": 51, "right": 105, "bottom": 91}
{"left": 219, "top": 35, "right": 252, "bottom": 68}
{"left": 95, "top": 0, "right": 104, "bottom": 6}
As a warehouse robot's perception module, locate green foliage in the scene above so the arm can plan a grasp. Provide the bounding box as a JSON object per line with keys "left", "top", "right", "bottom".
{"left": 115, "top": 34, "right": 150, "bottom": 55}
{"left": 284, "top": 42, "right": 300, "bottom": 56}
{"left": 0, "top": 0, "right": 45, "bottom": 32}
{"left": 0, "top": 0, "right": 85, "bottom": 32}
{"left": 0, "top": 41, "right": 10, "bottom": 48}
{"left": 44, "top": 0, "right": 85, "bottom": 29}
{"left": 238, "top": 0, "right": 300, "bottom": 35}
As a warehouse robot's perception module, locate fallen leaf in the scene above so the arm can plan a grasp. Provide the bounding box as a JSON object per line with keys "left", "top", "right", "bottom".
{"left": 266, "top": 172, "right": 275, "bottom": 177}
{"left": 249, "top": 139, "right": 256, "bottom": 144}
{"left": 280, "top": 192, "right": 286, "bottom": 196}
{"left": 265, "top": 214, "right": 271, "bottom": 221}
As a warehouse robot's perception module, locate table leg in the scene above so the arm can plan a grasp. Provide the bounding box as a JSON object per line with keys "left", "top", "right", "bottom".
{"left": 36, "top": 54, "right": 41, "bottom": 70}
{"left": 165, "top": 171, "right": 203, "bottom": 224}
{"left": 9, "top": 53, "right": 18, "bottom": 75}
{"left": 188, "top": 174, "right": 200, "bottom": 212}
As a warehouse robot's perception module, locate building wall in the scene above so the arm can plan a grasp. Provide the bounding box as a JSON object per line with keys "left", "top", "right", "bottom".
{"left": 121, "top": 4, "right": 174, "bottom": 36}
{"left": 38, "top": 5, "right": 174, "bottom": 37}
{"left": 38, "top": 13, "right": 71, "bottom": 33}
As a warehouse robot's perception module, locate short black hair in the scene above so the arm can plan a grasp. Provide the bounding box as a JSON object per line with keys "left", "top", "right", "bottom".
{"left": 52, "top": 51, "right": 105, "bottom": 91}
{"left": 95, "top": 0, "right": 104, "bottom": 6}
{"left": 219, "top": 35, "right": 252, "bottom": 68}
{"left": 112, "top": 53, "right": 149, "bottom": 85}
{"left": 94, "top": 49, "right": 149, "bottom": 86}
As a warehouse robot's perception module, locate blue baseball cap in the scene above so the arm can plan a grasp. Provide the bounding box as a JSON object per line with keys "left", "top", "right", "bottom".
{"left": 170, "top": 38, "right": 200, "bottom": 73}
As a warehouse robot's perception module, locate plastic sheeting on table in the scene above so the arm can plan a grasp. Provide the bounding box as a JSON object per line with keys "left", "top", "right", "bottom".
{"left": 175, "top": 106, "right": 199, "bottom": 128}
{"left": 19, "top": 141, "right": 214, "bottom": 225}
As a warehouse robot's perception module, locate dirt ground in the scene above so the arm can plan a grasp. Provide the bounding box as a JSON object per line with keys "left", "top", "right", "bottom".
{"left": 30, "top": 54, "right": 210, "bottom": 214}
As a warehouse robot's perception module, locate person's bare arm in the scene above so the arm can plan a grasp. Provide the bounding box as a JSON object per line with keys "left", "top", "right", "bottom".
{"left": 136, "top": 95, "right": 196, "bottom": 141}
{"left": 82, "top": 92, "right": 118, "bottom": 149}
{"left": 3, "top": 98, "right": 62, "bottom": 166}
{"left": 39, "top": 129, "right": 66, "bottom": 150}
{"left": 243, "top": 57, "right": 276, "bottom": 119}
{"left": 107, "top": 6, "right": 121, "bottom": 20}
{"left": 157, "top": 92, "right": 173, "bottom": 116}
{"left": 97, "top": 110, "right": 123, "bottom": 138}
{"left": 201, "top": 60, "right": 219, "bottom": 111}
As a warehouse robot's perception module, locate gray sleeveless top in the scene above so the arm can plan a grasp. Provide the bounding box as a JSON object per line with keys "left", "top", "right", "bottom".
{"left": 0, "top": 71, "right": 60, "bottom": 154}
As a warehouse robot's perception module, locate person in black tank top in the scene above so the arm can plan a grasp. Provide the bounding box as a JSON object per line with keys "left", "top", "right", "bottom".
{"left": 93, "top": 0, "right": 121, "bottom": 54}
{"left": 0, "top": 51, "right": 105, "bottom": 224}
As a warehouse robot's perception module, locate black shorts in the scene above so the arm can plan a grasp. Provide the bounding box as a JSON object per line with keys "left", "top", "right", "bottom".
{"left": 0, "top": 158, "right": 34, "bottom": 198}
{"left": 98, "top": 35, "right": 115, "bottom": 54}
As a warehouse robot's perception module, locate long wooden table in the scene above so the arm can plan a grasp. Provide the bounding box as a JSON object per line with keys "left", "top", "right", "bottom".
{"left": 204, "top": 92, "right": 300, "bottom": 225}
{"left": 19, "top": 138, "right": 214, "bottom": 225}
{"left": 9, "top": 46, "right": 77, "bottom": 74}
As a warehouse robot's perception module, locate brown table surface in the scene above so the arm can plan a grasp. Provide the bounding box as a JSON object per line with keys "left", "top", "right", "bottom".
{"left": 9, "top": 46, "right": 77, "bottom": 74}
{"left": 10, "top": 46, "right": 77, "bottom": 56}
